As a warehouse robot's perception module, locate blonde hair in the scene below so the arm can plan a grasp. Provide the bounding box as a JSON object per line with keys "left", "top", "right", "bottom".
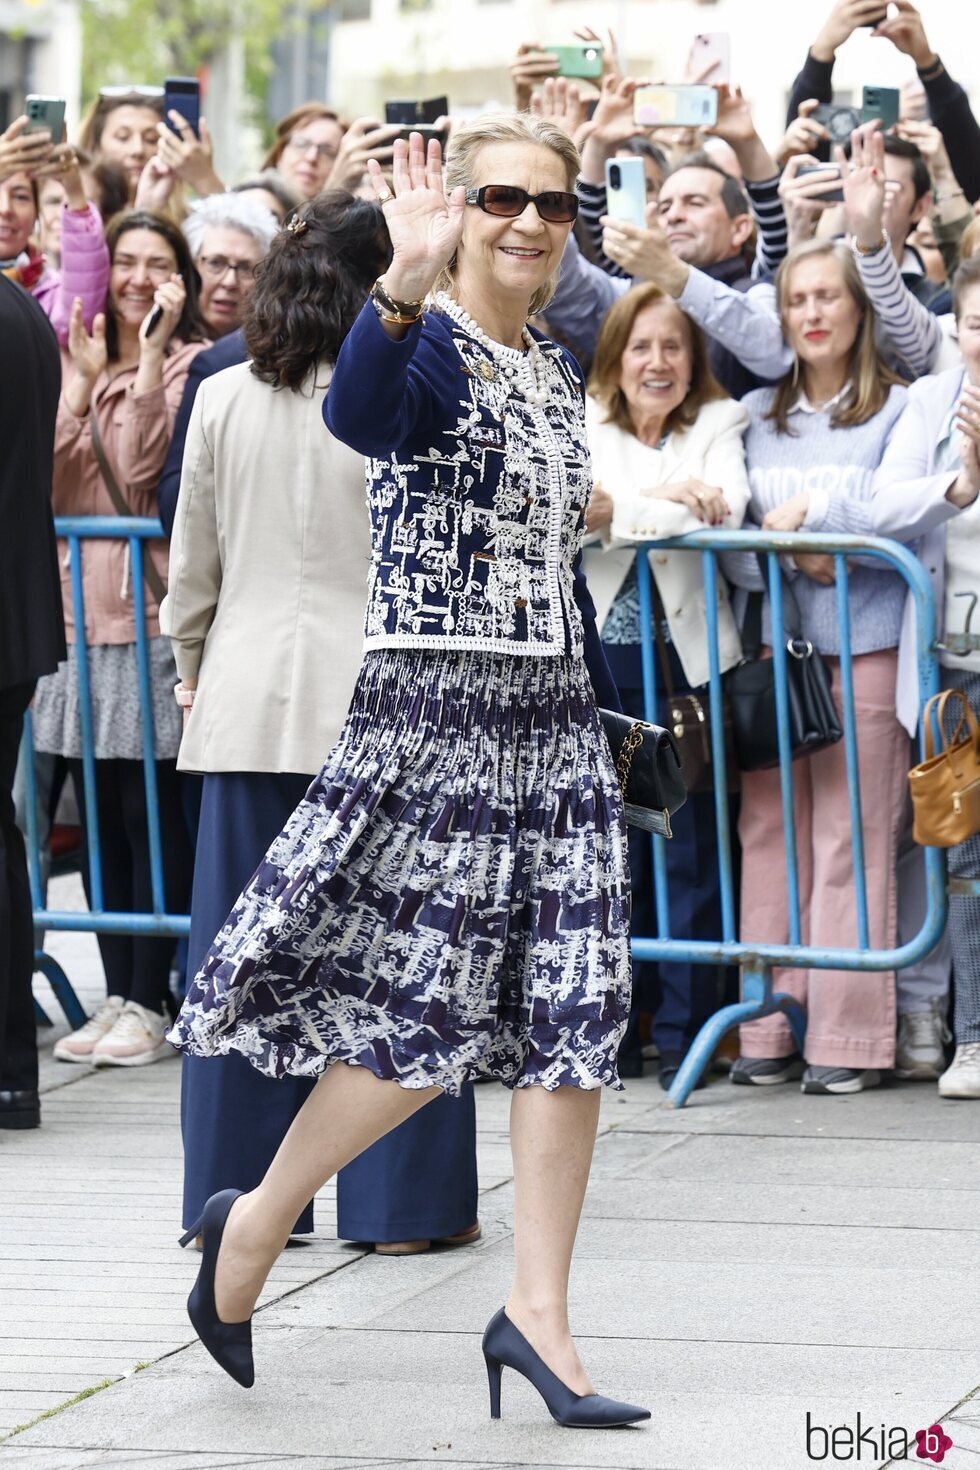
{"left": 436, "top": 112, "right": 580, "bottom": 317}
{"left": 960, "top": 215, "right": 980, "bottom": 263}
{"left": 767, "top": 238, "right": 902, "bottom": 435}
{"left": 588, "top": 283, "right": 727, "bottom": 435}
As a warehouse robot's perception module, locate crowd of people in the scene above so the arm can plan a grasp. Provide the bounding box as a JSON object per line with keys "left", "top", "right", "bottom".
{"left": 4, "top": 0, "right": 980, "bottom": 1423}
{"left": 1, "top": 0, "right": 979, "bottom": 1251}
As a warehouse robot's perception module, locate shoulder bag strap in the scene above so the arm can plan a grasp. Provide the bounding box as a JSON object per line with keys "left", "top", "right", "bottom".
{"left": 755, "top": 550, "right": 804, "bottom": 643}
{"left": 89, "top": 408, "right": 167, "bottom": 605}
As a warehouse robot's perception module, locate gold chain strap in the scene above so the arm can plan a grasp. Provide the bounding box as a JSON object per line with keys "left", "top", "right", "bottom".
{"left": 615, "top": 722, "right": 645, "bottom": 796}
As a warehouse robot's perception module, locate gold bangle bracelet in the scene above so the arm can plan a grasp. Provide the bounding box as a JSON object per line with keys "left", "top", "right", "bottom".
{"left": 371, "top": 294, "right": 422, "bottom": 326}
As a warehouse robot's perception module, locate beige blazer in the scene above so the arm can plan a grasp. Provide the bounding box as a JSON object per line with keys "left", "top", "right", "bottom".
{"left": 160, "top": 360, "right": 370, "bottom": 774}
{"left": 582, "top": 395, "right": 751, "bottom": 689}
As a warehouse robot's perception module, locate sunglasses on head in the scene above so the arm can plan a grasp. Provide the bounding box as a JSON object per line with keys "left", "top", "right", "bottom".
{"left": 99, "top": 85, "right": 165, "bottom": 100}
{"left": 464, "top": 185, "right": 579, "bottom": 224}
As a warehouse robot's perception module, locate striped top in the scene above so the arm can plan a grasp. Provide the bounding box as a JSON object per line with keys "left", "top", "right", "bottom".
{"left": 853, "top": 238, "right": 942, "bottom": 381}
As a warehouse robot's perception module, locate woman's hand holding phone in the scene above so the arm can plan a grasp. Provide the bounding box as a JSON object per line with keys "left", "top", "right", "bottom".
{"left": 139, "top": 273, "right": 185, "bottom": 354}
{"left": 155, "top": 113, "right": 224, "bottom": 196}
{"left": 0, "top": 115, "right": 55, "bottom": 185}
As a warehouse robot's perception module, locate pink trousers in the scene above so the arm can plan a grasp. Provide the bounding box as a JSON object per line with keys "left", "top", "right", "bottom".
{"left": 738, "top": 649, "right": 907, "bottom": 1069}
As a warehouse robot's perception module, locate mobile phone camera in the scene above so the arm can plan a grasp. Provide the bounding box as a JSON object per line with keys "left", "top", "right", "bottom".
{"left": 609, "top": 164, "right": 621, "bottom": 189}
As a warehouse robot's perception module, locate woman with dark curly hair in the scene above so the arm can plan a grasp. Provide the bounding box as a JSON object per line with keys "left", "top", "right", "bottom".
{"left": 161, "top": 191, "right": 482, "bottom": 1254}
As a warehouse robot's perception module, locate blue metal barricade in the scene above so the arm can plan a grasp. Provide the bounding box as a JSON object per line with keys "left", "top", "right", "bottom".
{"left": 25, "top": 520, "right": 952, "bottom": 1106}
{"left": 628, "top": 529, "right": 948, "bottom": 1107}
{"left": 24, "top": 517, "right": 189, "bottom": 1029}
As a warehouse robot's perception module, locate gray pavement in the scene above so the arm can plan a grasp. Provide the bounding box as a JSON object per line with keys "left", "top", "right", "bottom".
{"left": 2, "top": 876, "right": 979, "bottom": 1469}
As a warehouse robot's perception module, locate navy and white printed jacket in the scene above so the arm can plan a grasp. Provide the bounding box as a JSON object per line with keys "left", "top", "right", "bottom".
{"left": 325, "top": 301, "right": 613, "bottom": 695}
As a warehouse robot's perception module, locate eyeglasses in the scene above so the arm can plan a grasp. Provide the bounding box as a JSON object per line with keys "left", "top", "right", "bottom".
{"left": 285, "top": 134, "right": 338, "bottom": 161}
{"left": 197, "top": 255, "right": 259, "bottom": 282}
{"left": 463, "top": 185, "right": 579, "bottom": 224}
{"left": 99, "top": 85, "right": 165, "bottom": 99}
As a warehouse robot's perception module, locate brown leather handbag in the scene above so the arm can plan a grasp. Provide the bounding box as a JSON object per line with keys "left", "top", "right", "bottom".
{"left": 910, "top": 689, "right": 980, "bottom": 847}
{"left": 651, "top": 583, "right": 740, "bottom": 795}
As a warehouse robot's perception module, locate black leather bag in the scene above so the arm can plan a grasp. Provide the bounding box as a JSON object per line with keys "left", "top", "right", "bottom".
{"left": 599, "top": 709, "right": 687, "bottom": 837}
{"left": 726, "top": 557, "right": 842, "bottom": 772}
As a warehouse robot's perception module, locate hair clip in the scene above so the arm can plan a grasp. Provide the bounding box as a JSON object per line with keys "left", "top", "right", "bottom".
{"left": 286, "top": 216, "right": 309, "bottom": 236}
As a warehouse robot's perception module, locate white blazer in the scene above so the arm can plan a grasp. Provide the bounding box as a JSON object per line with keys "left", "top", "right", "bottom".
{"left": 582, "top": 395, "right": 751, "bottom": 689}
{"left": 160, "top": 360, "right": 371, "bottom": 775}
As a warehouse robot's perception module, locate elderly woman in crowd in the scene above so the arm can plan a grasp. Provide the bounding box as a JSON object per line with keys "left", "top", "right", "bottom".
{"left": 583, "top": 282, "right": 750, "bottom": 1089}
{"left": 169, "top": 119, "right": 647, "bottom": 1425}
{"left": 725, "top": 237, "right": 908, "bottom": 1096}
{"left": 181, "top": 193, "right": 278, "bottom": 339}
{"left": 871, "top": 254, "right": 980, "bottom": 1100}
{"left": 162, "top": 190, "right": 480, "bottom": 1255}
{"left": 35, "top": 209, "right": 207, "bottom": 1068}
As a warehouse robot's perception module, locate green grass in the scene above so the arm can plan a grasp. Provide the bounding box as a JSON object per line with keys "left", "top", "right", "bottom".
{"left": 3, "top": 1376, "right": 118, "bottom": 1440}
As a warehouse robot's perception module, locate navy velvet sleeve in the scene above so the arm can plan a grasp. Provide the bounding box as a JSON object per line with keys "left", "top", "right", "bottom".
{"left": 573, "top": 553, "right": 620, "bottom": 712}
{"left": 323, "top": 302, "right": 459, "bottom": 455}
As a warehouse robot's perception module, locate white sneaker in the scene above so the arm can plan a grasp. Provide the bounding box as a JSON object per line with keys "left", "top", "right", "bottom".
{"left": 938, "top": 1042, "right": 980, "bottom": 1099}
{"left": 52, "top": 995, "right": 125, "bottom": 1063}
{"left": 895, "top": 1002, "right": 951, "bottom": 1080}
{"left": 91, "top": 1001, "right": 173, "bottom": 1067}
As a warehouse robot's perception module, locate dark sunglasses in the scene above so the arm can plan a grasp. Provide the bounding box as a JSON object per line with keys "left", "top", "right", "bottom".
{"left": 464, "top": 185, "right": 579, "bottom": 224}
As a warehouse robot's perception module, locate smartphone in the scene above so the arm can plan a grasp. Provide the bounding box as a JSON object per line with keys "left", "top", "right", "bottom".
{"left": 633, "top": 85, "right": 718, "bottom": 129}
{"left": 547, "top": 44, "right": 603, "bottom": 80}
{"left": 143, "top": 304, "right": 165, "bottom": 338}
{"left": 862, "top": 85, "right": 900, "bottom": 131}
{"left": 605, "top": 157, "right": 647, "bottom": 229}
{"left": 393, "top": 124, "right": 448, "bottom": 150}
{"left": 385, "top": 96, "right": 449, "bottom": 126}
{"left": 163, "top": 76, "right": 200, "bottom": 138}
{"left": 796, "top": 164, "right": 845, "bottom": 204}
{"left": 860, "top": 6, "right": 889, "bottom": 23}
{"left": 25, "top": 95, "right": 66, "bottom": 139}
{"left": 812, "top": 103, "right": 861, "bottom": 144}
{"left": 692, "top": 32, "right": 731, "bottom": 86}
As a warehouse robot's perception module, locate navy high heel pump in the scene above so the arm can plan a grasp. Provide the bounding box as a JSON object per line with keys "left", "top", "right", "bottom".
{"left": 481, "top": 1308, "right": 650, "bottom": 1428}
{"left": 179, "top": 1188, "right": 255, "bottom": 1388}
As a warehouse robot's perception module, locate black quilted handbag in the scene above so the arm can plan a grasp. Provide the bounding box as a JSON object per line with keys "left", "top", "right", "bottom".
{"left": 599, "top": 710, "right": 687, "bottom": 837}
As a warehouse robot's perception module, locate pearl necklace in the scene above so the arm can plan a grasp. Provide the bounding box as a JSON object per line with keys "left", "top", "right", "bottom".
{"left": 435, "top": 293, "right": 551, "bottom": 408}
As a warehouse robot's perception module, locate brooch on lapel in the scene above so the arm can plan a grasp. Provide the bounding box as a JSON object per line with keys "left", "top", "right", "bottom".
{"left": 475, "top": 360, "right": 498, "bottom": 383}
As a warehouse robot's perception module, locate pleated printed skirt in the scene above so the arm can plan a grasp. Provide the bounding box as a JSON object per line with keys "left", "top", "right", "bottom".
{"left": 167, "top": 648, "right": 632, "bottom": 1095}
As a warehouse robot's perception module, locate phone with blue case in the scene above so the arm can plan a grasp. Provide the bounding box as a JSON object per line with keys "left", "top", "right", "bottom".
{"left": 605, "top": 157, "right": 647, "bottom": 229}
{"left": 163, "top": 76, "right": 200, "bottom": 138}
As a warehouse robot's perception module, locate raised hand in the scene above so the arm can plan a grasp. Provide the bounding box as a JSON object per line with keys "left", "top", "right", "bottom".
{"left": 949, "top": 384, "right": 980, "bottom": 507}
{"left": 154, "top": 113, "right": 224, "bottom": 197}
{"left": 67, "top": 298, "right": 108, "bottom": 382}
{"left": 873, "top": 0, "right": 938, "bottom": 69}
{"left": 327, "top": 116, "right": 404, "bottom": 192}
{"left": 134, "top": 154, "right": 177, "bottom": 212}
{"left": 368, "top": 133, "right": 465, "bottom": 303}
{"left": 139, "top": 272, "right": 186, "bottom": 353}
{"left": 0, "top": 115, "right": 55, "bottom": 184}
{"left": 601, "top": 210, "right": 689, "bottom": 296}
{"left": 776, "top": 100, "right": 831, "bottom": 168}
{"left": 529, "top": 77, "right": 591, "bottom": 148}
{"left": 811, "top": 0, "right": 895, "bottom": 62}
{"left": 778, "top": 153, "right": 844, "bottom": 248}
{"left": 510, "top": 42, "right": 560, "bottom": 112}
{"left": 839, "top": 122, "right": 885, "bottom": 249}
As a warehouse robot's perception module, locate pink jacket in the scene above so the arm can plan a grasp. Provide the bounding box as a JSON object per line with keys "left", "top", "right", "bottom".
{"left": 53, "top": 337, "right": 207, "bottom": 646}
{"left": 33, "top": 203, "right": 110, "bottom": 345}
